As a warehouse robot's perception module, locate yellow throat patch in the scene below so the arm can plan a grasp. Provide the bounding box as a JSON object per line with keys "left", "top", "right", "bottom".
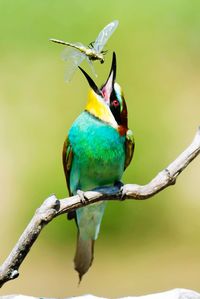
{"left": 85, "top": 90, "right": 117, "bottom": 128}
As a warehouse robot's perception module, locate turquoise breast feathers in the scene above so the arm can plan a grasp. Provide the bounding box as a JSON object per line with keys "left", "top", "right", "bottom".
{"left": 69, "top": 110, "right": 126, "bottom": 194}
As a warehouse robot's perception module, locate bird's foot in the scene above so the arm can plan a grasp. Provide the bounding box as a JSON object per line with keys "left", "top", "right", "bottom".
{"left": 114, "top": 181, "right": 125, "bottom": 200}
{"left": 77, "top": 189, "right": 88, "bottom": 204}
{"left": 114, "top": 181, "right": 124, "bottom": 189}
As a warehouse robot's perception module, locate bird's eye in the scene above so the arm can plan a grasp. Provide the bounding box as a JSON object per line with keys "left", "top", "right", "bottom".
{"left": 112, "top": 100, "right": 119, "bottom": 107}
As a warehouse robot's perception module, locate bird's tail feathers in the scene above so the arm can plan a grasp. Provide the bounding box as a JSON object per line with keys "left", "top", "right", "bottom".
{"left": 74, "top": 233, "right": 94, "bottom": 283}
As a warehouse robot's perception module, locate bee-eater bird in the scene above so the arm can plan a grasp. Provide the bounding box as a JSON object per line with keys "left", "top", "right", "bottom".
{"left": 62, "top": 52, "right": 134, "bottom": 281}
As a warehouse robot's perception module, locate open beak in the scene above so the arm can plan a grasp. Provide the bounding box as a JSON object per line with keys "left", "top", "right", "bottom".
{"left": 101, "top": 52, "right": 116, "bottom": 104}
{"left": 78, "top": 52, "right": 117, "bottom": 100}
{"left": 78, "top": 66, "right": 101, "bottom": 96}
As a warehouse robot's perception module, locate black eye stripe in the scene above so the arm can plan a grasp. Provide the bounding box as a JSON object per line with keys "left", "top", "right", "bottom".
{"left": 111, "top": 91, "right": 119, "bottom": 104}
{"left": 109, "top": 90, "right": 121, "bottom": 124}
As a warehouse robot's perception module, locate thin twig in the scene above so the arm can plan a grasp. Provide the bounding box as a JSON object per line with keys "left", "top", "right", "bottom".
{"left": 0, "top": 127, "right": 199, "bottom": 288}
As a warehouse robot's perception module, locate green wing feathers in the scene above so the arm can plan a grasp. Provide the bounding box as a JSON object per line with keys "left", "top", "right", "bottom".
{"left": 63, "top": 138, "right": 76, "bottom": 220}
{"left": 125, "top": 129, "right": 135, "bottom": 169}
{"left": 62, "top": 137, "right": 73, "bottom": 196}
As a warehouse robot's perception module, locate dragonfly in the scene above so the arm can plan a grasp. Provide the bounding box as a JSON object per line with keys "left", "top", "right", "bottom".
{"left": 49, "top": 20, "right": 119, "bottom": 82}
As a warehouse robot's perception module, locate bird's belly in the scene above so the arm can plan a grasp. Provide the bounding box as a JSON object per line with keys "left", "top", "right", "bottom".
{"left": 69, "top": 119, "right": 125, "bottom": 192}
{"left": 76, "top": 139, "right": 125, "bottom": 190}
{"left": 80, "top": 153, "right": 123, "bottom": 188}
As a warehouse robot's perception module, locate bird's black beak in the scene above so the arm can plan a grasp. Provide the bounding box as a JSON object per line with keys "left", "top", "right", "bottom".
{"left": 101, "top": 52, "right": 117, "bottom": 103}
{"left": 78, "top": 66, "right": 101, "bottom": 96}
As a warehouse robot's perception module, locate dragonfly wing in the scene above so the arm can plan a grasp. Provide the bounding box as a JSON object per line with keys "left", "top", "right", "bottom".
{"left": 63, "top": 59, "right": 79, "bottom": 83}
{"left": 61, "top": 42, "right": 84, "bottom": 61}
{"left": 61, "top": 48, "right": 85, "bottom": 82}
{"left": 86, "top": 57, "right": 97, "bottom": 77}
{"left": 93, "top": 20, "right": 119, "bottom": 53}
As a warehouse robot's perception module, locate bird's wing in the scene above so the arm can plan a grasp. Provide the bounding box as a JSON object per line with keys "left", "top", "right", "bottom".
{"left": 124, "top": 129, "right": 135, "bottom": 169}
{"left": 63, "top": 137, "right": 77, "bottom": 220}
{"left": 62, "top": 137, "right": 73, "bottom": 196}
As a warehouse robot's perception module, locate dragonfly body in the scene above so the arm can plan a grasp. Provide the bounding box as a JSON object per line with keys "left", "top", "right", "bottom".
{"left": 50, "top": 39, "right": 105, "bottom": 63}
{"left": 84, "top": 48, "right": 104, "bottom": 63}
{"left": 50, "top": 20, "right": 118, "bottom": 82}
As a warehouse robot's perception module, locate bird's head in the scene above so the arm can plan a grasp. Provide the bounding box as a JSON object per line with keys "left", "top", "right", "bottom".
{"left": 79, "top": 52, "right": 128, "bottom": 136}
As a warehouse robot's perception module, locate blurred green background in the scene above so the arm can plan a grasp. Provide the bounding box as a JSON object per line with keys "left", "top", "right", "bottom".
{"left": 0, "top": 0, "right": 200, "bottom": 297}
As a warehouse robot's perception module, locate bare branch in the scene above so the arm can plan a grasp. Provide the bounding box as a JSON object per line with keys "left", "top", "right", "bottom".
{"left": 0, "top": 127, "right": 199, "bottom": 288}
